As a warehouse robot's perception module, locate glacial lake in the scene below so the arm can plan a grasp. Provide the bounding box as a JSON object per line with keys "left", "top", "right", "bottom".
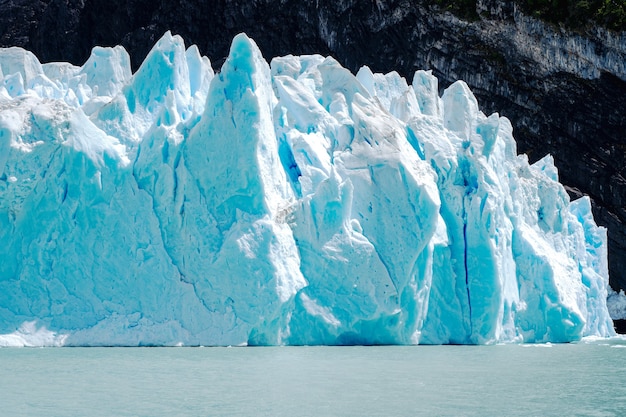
{"left": 2, "top": 341, "right": 626, "bottom": 416}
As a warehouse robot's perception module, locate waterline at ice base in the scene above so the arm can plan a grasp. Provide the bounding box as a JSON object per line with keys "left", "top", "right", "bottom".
{"left": 0, "top": 32, "right": 615, "bottom": 346}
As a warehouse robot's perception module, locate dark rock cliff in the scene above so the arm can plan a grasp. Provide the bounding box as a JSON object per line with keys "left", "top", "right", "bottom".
{"left": 1, "top": 0, "right": 625, "bottom": 290}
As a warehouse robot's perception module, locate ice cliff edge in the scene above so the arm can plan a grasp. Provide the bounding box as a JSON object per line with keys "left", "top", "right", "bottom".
{"left": 0, "top": 32, "right": 615, "bottom": 346}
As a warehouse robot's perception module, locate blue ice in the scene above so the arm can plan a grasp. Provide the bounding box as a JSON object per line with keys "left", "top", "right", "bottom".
{"left": 0, "top": 32, "right": 615, "bottom": 346}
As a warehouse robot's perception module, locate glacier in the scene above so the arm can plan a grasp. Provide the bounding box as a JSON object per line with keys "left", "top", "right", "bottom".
{"left": 0, "top": 32, "right": 615, "bottom": 346}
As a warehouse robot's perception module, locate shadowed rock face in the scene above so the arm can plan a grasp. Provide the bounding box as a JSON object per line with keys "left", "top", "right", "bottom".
{"left": 2, "top": 0, "right": 626, "bottom": 290}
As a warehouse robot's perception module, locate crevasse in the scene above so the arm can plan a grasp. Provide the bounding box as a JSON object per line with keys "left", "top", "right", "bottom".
{"left": 0, "top": 32, "right": 615, "bottom": 346}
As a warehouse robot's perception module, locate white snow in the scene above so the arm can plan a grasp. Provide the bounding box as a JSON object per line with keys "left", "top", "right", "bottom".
{"left": 0, "top": 32, "right": 616, "bottom": 346}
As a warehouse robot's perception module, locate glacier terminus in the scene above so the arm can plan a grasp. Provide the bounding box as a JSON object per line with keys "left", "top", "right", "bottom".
{"left": 0, "top": 32, "right": 615, "bottom": 346}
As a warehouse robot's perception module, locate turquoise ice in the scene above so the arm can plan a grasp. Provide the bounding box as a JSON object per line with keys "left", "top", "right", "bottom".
{"left": 0, "top": 32, "right": 615, "bottom": 346}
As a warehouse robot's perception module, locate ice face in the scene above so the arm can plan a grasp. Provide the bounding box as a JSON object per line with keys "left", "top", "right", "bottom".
{"left": 0, "top": 32, "right": 615, "bottom": 346}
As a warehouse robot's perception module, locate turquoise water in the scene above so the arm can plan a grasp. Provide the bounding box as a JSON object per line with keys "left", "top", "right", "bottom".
{"left": 2, "top": 341, "right": 626, "bottom": 416}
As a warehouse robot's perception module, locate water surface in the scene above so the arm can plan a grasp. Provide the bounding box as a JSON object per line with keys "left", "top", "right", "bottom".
{"left": 2, "top": 341, "right": 626, "bottom": 416}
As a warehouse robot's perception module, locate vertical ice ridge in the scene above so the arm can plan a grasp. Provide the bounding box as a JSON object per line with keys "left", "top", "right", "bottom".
{"left": 462, "top": 195, "right": 474, "bottom": 338}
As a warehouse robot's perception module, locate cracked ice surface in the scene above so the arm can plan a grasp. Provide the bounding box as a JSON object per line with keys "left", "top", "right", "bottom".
{"left": 0, "top": 32, "right": 615, "bottom": 346}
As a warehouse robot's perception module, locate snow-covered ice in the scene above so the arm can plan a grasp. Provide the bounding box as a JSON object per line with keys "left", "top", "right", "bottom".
{"left": 0, "top": 32, "right": 615, "bottom": 346}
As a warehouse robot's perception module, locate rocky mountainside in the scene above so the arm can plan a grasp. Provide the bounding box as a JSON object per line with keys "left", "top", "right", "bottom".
{"left": 1, "top": 0, "right": 626, "bottom": 290}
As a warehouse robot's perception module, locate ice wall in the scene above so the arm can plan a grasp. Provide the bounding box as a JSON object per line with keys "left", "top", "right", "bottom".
{"left": 0, "top": 32, "right": 615, "bottom": 346}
